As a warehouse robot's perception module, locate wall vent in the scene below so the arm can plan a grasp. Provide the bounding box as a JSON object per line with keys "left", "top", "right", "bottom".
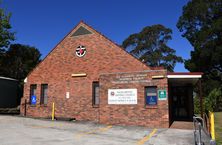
{"left": 71, "top": 26, "right": 92, "bottom": 37}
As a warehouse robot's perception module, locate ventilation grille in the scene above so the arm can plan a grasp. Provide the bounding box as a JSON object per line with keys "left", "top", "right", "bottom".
{"left": 71, "top": 26, "right": 92, "bottom": 37}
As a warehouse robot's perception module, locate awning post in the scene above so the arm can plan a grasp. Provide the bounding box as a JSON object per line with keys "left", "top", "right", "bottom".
{"left": 199, "top": 79, "right": 203, "bottom": 118}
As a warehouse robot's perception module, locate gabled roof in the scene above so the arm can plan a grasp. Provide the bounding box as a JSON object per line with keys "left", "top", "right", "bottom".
{"left": 75, "top": 21, "right": 151, "bottom": 69}
{"left": 26, "top": 21, "right": 162, "bottom": 78}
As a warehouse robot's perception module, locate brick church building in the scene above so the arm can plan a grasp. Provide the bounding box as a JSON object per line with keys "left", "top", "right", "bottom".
{"left": 20, "top": 21, "right": 202, "bottom": 128}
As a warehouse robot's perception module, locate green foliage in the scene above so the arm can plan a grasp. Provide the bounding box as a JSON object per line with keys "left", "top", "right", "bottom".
{"left": 0, "top": 2, "right": 40, "bottom": 104}
{"left": 194, "top": 87, "right": 222, "bottom": 114}
{"left": 0, "top": 3, "right": 15, "bottom": 50}
{"left": 177, "top": 0, "right": 222, "bottom": 87}
{"left": 122, "top": 24, "right": 183, "bottom": 71}
{"left": 0, "top": 44, "right": 41, "bottom": 81}
{"left": 177, "top": 0, "right": 222, "bottom": 111}
{"left": 205, "top": 87, "right": 222, "bottom": 112}
{"left": 0, "top": 3, "right": 40, "bottom": 81}
{"left": 194, "top": 95, "right": 201, "bottom": 114}
{"left": 214, "top": 112, "right": 222, "bottom": 144}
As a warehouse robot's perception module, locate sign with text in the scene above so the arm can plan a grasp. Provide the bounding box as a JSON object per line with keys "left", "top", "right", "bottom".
{"left": 108, "top": 89, "right": 137, "bottom": 104}
{"left": 111, "top": 73, "right": 151, "bottom": 84}
{"left": 158, "top": 90, "right": 167, "bottom": 100}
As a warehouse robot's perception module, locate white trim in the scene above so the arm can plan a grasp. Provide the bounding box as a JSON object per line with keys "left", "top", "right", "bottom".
{"left": 0, "top": 76, "right": 17, "bottom": 81}
{"left": 24, "top": 77, "right": 27, "bottom": 83}
{"left": 167, "top": 75, "right": 202, "bottom": 79}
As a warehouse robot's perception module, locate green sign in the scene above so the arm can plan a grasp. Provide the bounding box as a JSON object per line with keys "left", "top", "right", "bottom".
{"left": 158, "top": 90, "right": 167, "bottom": 100}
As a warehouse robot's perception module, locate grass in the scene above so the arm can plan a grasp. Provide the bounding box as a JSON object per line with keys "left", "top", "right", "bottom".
{"left": 214, "top": 112, "right": 222, "bottom": 145}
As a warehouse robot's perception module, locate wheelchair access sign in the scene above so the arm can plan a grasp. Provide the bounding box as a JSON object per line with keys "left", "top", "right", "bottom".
{"left": 31, "top": 95, "right": 37, "bottom": 105}
{"left": 146, "top": 96, "right": 157, "bottom": 105}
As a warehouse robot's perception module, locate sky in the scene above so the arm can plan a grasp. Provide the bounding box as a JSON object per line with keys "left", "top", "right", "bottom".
{"left": 2, "top": 0, "right": 193, "bottom": 72}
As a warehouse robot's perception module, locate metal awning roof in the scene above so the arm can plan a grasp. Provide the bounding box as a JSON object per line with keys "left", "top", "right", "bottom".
{"left": 167, "top": 72, "right": 202, "bottom": 78}
{"left": 167, "top": 72, "right": 203, "bottom": 86}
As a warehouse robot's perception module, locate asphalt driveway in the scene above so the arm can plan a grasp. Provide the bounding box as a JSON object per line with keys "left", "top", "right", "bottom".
{"left": 0, "top": 115, "right": 194, "bottom": 145}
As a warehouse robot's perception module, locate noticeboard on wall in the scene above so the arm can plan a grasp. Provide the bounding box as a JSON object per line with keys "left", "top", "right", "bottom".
{"left": 108, "top": 89, "right": 137, "bottom": 104}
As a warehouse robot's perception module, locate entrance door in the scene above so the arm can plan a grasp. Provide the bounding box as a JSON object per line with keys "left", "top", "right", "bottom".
{"left": 171, "top": 87, "right": 191, "bottom": 121}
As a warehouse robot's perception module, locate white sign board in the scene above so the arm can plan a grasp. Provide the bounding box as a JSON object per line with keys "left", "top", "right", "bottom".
{"left": 108, "top": 89, "right": 137, "bottom": 104}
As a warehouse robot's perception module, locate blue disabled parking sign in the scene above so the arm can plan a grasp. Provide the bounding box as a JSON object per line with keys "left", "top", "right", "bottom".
{"left": 146, "top": 96, "right": 157, "bottom": 105}
{"left": 31, "top": 95, "right": 37, "bottom": 105}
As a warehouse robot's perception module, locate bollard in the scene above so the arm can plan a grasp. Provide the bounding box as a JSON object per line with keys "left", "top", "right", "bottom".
{"left": 209, "top": 112, "right": 215, "bottom": 140}
{"left": 52, "top": 102, "right": 55, "bottom": 120}
{"left": 24, "top": 99, "right": 27, "bottom": 116}
{"left": 209, "top": 111, "right": 216, "bottom": 145}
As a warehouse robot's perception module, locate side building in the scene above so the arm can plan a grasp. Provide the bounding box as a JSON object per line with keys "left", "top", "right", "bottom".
{"left": 0, "top": 77, "right": 19, "bottom": 109}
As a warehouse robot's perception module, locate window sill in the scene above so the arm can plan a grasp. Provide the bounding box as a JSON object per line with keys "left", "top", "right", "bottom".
{"left": 145, "top": 105, "right": 158, "bottom": 109}
{"left": 40, "top": 104, "right": 48, "bottom": 107}
{"left": 92, "top": 105, "right": 99, "bottom": 108}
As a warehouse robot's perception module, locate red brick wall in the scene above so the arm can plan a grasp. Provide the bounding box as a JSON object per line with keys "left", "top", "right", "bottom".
{"left": 99, "top": 71, "right": 169, "bottom": 128}
{"left": 20, "top": 22, "right": 150, "bottom": 122}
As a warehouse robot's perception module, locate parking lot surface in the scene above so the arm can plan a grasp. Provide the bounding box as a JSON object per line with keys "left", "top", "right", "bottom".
{"left": 0, "top": 115, "right": 194, "bottom": 145}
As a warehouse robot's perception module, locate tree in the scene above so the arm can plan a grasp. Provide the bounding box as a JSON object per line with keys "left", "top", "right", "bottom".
{"left": 1, "top": 44, "right": 41, "bottom": 81}
{"left": 122, "top": 24, "right": 183, "bottom": 71}
{"left": 0, "top": 44, "right": 41, "bottom": 106}
{"left": 0, "top": 3, "right": 15, "bottom": 51}
{"left": 177, "top": 0, "right": 222, "bottom": 111}
{"left": 0, "top": 3, "right": 41, "bottom": 107}
{"left": 177, "top": 0, "right": 222, "bottom": 85}
{"left": 0, "top": 3, "right": 15, "bottom": 76}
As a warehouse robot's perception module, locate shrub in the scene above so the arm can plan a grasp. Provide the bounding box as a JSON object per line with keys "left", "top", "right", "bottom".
{"left": 205, "top": 87, "right": 222, "bottom": 112}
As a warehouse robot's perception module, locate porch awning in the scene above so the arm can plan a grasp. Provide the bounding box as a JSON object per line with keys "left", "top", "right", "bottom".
{"left": 167, "top": 72, "right": 203, "bottom": 86}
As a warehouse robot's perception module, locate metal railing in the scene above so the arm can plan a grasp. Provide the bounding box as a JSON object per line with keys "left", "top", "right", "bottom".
{"left": 193, "top": 114, "right": 216, "bottom": 145}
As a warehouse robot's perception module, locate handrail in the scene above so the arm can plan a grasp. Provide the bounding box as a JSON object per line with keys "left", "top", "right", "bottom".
{"left": 193, "top": 116, "right": 211, "bottom": 138}
{"left": 193, "top": 115, "right": 216, "bottom": 145}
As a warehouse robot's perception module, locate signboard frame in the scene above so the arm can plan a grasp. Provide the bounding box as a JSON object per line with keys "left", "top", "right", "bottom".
{"left": 108, "top": 89, "right": 137, "bottom": 105}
